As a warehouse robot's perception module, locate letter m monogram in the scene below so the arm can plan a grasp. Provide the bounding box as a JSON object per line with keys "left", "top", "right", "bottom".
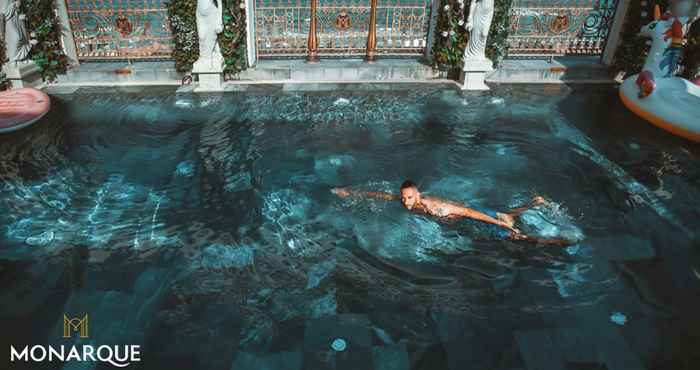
{"left": 63, "top": 314, "right": 89, "bottom": 338}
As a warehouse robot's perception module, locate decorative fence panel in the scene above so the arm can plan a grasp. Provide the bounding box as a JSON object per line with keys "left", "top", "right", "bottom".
{"left": 254, "top": 0, "right": 431, "bottom": 58}
{"left": 375, "top": 0, "right": 431, "bottom": 55}
{"left": 507, "top": 0, "right": 619, "bottom": 57}
{"left": 66, "top": 0, "right": 174, "bottom": 60}
{"left": 316, "top": 1, "right": 372, "bottom": 56}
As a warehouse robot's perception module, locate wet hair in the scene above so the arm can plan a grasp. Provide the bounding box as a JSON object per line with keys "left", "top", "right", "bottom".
{"left": 400, "top": 180, "right": 417, "bottom": 190}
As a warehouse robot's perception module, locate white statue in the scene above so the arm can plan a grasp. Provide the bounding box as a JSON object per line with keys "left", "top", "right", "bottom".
{"left": 3, "top": 0, "right": 32, "bottom": 64}
{"left": 464, "top": 0, "right": 495, "bottom": 62}
{"left": 194, "top": 0, "right": 224, "bottom": 70}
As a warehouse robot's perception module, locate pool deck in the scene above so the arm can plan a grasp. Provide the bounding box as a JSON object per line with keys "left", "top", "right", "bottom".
{"left": 50, "top": 57, "right": 616, "bottom": 90}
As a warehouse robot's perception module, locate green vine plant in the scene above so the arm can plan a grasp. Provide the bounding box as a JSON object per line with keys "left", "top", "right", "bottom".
{"left": 167, "top": 0, "right": 247, "bottom": 76}
{"left": 1, "top": 25, "right": 5, "bottom": 66}
{"left": 18, "top": 0, "right": 69, "bottom": 82}
{"left": 1, "top": 25, "right": 8, "bottom": 91}
{"left": 485, "top": 0, "right": 513, "bottom": 67}
{"left": 167, "top": 0, "right": 199, "bottom": 72}
{"left": 680, "top": 15, "right": 700, "bottom": 79}
{"left": 431, "top": 0, "right": 513, "bottom": 71}
{"left": 432, "top": 0, "right": 470, "bottom": 69}
{"left": 221, "top": 0, "right": 248, "bottom": 77}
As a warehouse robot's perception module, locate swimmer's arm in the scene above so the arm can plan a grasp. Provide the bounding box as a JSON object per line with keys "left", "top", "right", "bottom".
{"left": 331, "top": 187, "right": 398, "bottom": 201}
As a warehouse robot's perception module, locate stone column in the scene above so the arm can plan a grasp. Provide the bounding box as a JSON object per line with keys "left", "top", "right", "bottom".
{"left": 245, "top": 0, "right": 256, "bottom": 67}
{"left": 192, "top": 0, "right": 225, "bottom": 92}
{"left": 459, "top": 0, "right": 495, "bottom": 90}
{"left": 460, "top": 60, "right": 493, "bottom": 90}
{"left": 602, "top": 0, "right": 631, "bottom": 66}
{"left": 424, "top": 0, "right": 441, "bottom": 61}
{"left": 56, "top": 0, "right": 80, "bottom": 66}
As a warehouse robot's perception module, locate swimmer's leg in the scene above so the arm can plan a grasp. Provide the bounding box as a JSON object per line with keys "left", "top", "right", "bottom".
{"left": 510, "top": 195, "right": 547, "bottom": 216}
{"left": 509, "top": 232, "right": 573, "bottom": 247}
{"left": 497, "top": 196, "right": 548, "bottom": 227}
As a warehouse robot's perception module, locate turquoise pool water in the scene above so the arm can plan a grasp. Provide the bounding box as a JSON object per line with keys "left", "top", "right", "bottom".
{"left": 0, "top": 84, "right": 698, "bottom": 370}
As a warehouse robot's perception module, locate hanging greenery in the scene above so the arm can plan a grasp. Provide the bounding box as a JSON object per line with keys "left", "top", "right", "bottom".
{"left": 431, "top": 0, "right": 513, "bottom": 70}
{"left": 0, "top": 73, "right": 9, "bottom": 91}
{"left": 431, "top": 0, "right": 471, "bottom": 69}
{"left": 0, "top": 35, "right": 7, "bottom": 90}
{"left": 220, "top": 0, "right": 248, "bottom": 76}
{"left": 485, "top": 0, "right": 513, "bottom": 67}
{"left": 680, "top": 17, "right": 700, "bottom": 79}
{"left": 18, "top": 0, "right": 69, "bottom": 82}
{"left": 167, "top": 0, "right": 199, "bottom": 72}
{"left": 612, "top": 0, "right": 669, "bottom": 75}
{"left": 167, "top": 0, "right": 247, "bottom": 74}
{"left": 1, "top": 28, "right": 6, "bottom": 67}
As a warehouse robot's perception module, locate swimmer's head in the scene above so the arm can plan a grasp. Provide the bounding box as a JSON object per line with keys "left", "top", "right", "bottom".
{"left": 400, "top": 180, "right": 420, "bottom": 210}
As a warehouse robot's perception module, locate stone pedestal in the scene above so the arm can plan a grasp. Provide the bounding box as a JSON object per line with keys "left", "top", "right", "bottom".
{"left": 192, "top": 58, "right": 224, "bottom": 92}
{"left": 460, "top": 59, "right": 493, "bottom": 91}
{"left": 2, "top": 61, "right": 43, "bottom": 89}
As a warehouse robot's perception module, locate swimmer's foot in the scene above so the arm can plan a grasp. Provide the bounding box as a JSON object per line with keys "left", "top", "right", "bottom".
{"left": 507, "top": 196, "right": 549, "bottom": 218}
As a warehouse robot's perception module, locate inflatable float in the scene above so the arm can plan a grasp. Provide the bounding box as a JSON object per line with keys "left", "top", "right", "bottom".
{"left": 0, "top": 88, "right": 50, "bottom": 134}
{"left": 619, "top": 2, "right": 700, "bottom": 142}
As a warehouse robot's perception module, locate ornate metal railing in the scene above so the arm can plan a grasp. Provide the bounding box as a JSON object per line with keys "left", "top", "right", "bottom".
{"left": 255, "top": 0, "right": 431, "bottom": 58}
{"left": 375, "top": 0, "right": 431, "bottom": 55}
{"left": 66, "top": 0, "right": 174, "bottom": 60}
{"left": 507, "top": 0, "right": 619, "bottom": 57}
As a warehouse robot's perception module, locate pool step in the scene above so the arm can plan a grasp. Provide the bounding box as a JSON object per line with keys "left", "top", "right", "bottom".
{"left": 52, "top": 57, "right": 615, "bottom": 87}
{"left": 56, "top": 61, "right": 184, "bottom": 85}
{"left": 487, "top": 57, "right": 616, "bottom": 84}
{"left": 235, "top": 59, "right": 442, "bottom": 83}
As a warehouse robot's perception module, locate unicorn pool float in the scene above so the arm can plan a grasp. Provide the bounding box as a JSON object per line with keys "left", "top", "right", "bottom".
{"left": 619, "top": 0, "right": 700, "bottom": 142}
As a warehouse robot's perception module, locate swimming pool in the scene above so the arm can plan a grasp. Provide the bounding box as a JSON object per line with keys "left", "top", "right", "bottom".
{"left": 1, "top": 84, "right": 699, "bottom": 370}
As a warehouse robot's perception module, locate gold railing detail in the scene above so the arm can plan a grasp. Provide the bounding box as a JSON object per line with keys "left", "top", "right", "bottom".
{"left": 507, "top": 0, "right": 619, "bottom": 57}
{"left": 308, "top": 0, "right": 320, "bottom": 61}
{"left": 255, "top": 0, "right": 431, "bottom": 58}
{"left": 365, "top": 0, "right": 377, "bottom": 61}
{"left": 66, "top": 0, "right": 174, "bottom": 60}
